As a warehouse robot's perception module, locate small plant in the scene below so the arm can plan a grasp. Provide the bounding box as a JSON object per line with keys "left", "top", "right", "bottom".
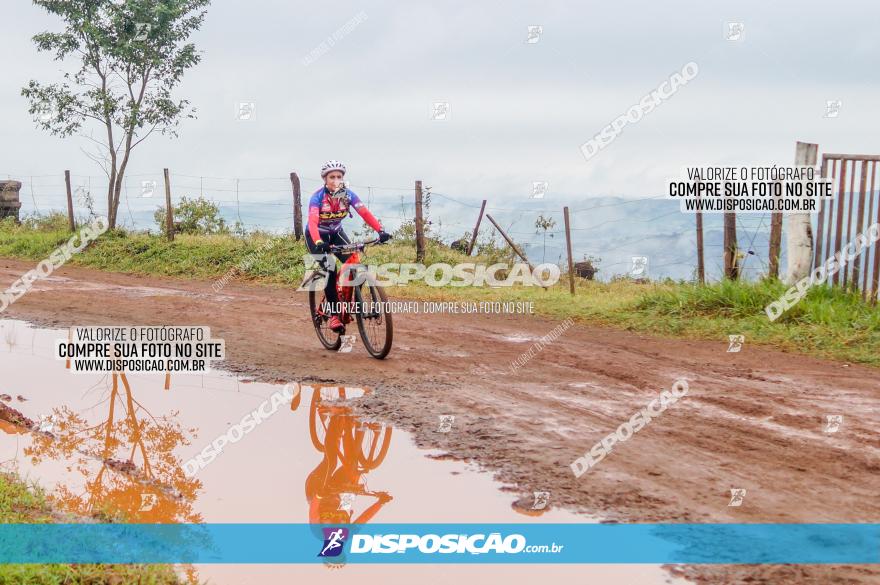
{"left": 393, "top": 219, "right": 417, "bottom": 243}
{"left": 535, "top": 214, "right": 556, "bottom": 263}
{"left": 74, "top": 183, "right": 98, "bottom": 221}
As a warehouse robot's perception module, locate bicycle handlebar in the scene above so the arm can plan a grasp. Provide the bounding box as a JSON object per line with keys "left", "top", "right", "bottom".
{"left": 328, "top": 238, "right": 381, "bottom": 253}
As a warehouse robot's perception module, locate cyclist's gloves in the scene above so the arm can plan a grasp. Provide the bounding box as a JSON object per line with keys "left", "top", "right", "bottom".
{"left": 313, "top": 239, "right": 331, "bottom": 254}
{"left": 378, "top": 231, "right": 392, "bottom": 243}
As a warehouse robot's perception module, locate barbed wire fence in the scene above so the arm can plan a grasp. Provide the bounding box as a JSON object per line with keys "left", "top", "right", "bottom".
{"left": 2, "top": 170, "right": 781, "bottom": 283}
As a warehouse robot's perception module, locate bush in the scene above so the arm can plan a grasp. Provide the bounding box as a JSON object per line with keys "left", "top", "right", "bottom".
{"left": 0, "top": 216, "right": 18, "bottom": 232}
{"left": 466, "top": 229, "right": 519, "bottom": 265}
{"left": 154, "top": 196, "right": 231, "bottom": 236}
{"left": 392, "top": 218, "right": 420, "bottom": 244}
{"left": 18, "top": 212, "right": 70, "bottom": 232}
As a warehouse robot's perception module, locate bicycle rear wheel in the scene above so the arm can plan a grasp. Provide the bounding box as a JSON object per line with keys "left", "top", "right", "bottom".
{"left": 354, "top": 279, "right": 393, "bottom": 359}
{"left": 309, "top": 290, "right": 342, "bottom": 351}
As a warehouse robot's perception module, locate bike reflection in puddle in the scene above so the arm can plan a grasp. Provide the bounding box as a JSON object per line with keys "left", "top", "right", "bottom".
{"left": 293, "top": 385, "right": 394, "bottom": 568}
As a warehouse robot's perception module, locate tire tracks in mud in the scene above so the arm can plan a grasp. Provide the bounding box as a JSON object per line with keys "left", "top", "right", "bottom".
{"left": 1, "top": 258, "right": 879, "bottom": 584}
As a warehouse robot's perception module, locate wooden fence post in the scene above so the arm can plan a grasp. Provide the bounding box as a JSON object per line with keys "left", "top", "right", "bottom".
{"left": 695, "top": 191, "right": 705, "bottom": 284}
{"left": 813, "top": 157, "right": 831, "bottom": 272}
{"left": 832, "top": 159, "right": 848, "bottom": 286}
{"left": 64, "top": 170, "right": 75, "bottom": 232}
{"left": 466, "top": 200, "right": 487, "bottom": 256}
{"left": 842, "top": 162, "right": 856, "bottom": 289}
{"left": 852, "top": 159, "right": 869, "bottom": 293}
{"left": 872, "top": 167, "right": 880, "bottom": 303}
{"left": 723, "top": 211, "right": 738, "bottom": 280}
{"left": 485, "top": 214, "right": 534, "bottom": 270}
{"left": 415, "top": 180, "right": 425, "bottom": 262}
{"left": 563, "top": 206, "right": 575, "bottom": 295}
{"left": 163, "top": 168, "right": 174, "bottom": 242}
{"left": 290, "top": 172, "right": 303, "bottom": 240}
{"left": 768, "top": 211, "right": 783, "bottom": 279}
{"left": 862, "top": 161, "right": 875, "bottom": 296}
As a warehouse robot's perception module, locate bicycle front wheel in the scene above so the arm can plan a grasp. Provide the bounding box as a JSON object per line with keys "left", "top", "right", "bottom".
{"left": 354, "top": 279, "right": 393, "bottom": 359}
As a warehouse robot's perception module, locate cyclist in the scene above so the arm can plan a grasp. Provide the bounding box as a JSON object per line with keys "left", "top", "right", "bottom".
{"left": 306, "top": 160, "right": 391, "bottom": 333}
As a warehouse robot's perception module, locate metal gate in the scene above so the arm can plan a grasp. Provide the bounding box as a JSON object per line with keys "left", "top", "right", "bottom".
{"left": 813, "top": 153, "right": 880, "bottom": 302}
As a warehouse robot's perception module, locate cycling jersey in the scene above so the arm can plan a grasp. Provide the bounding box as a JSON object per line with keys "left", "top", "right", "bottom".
{"left": 307, "top": 186, "right": 382, "bottom": 242}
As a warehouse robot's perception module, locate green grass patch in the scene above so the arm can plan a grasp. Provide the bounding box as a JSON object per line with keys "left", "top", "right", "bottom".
{"left": 0, "top": 472, "right": 182, "bottom": 583}
{"left": 628, "top": 279, "right": 880, "bottom": 365}
{"left": 1, "top": 217, "right": 878, "bottom": 366}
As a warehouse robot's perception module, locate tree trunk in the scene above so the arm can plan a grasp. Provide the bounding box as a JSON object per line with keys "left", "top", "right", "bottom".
{"left": 110, "top": 145, "right": 133, "bottom": 230}
{"left": 110, "top": 175, "right": 124, "bottom": 229}
{"left": 107, "top": 166, "right": 118, "bottom": 228}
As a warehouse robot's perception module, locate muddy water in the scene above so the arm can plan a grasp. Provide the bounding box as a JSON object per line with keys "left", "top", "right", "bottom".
{"left": 0, "top": 319, "right": 688, "bottom": 585}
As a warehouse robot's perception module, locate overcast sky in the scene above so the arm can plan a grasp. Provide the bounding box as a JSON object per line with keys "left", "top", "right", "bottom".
{"left": 1, "top": 1, "right": 878, "bottom": 280}
{"left": 4, "top": 0, "right": 879, "bottom": 199}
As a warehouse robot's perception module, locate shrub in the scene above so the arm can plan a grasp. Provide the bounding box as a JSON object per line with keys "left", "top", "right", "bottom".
{"left": 154, "top": 196, "right": 230, "bottom": 236}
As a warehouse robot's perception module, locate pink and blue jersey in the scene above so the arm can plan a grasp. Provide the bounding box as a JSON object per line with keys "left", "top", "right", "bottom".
{"left": 307, "top": 187, "right": 382, "bottom": 242}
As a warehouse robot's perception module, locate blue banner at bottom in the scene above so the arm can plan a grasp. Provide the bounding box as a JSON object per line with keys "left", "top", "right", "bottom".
{"left": 0, "top": 524, "right": 876, "bottom": 564}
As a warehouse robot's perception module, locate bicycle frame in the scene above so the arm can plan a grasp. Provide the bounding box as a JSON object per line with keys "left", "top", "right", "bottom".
{"left": 307, "top": 237, "right": 393, "bottom": 359}
{"left": 335, "top": 252, "right": 362, "bottom": 324}
{"left": 316, "top": 238, "right": 379, "bottom": 324}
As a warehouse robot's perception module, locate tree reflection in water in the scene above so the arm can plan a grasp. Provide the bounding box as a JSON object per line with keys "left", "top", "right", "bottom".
{"left": 25, "top": 372, "right": 202, "bottom": 524}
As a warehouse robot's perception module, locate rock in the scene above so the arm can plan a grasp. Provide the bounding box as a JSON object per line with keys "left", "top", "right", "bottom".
{"left": 511, "top": 494, "right": 550, "bottom": 516}
{"left": 0, "top": 181, "right": 22, "bottom": 222}
{"left": 450, "top": 239, "right": 469, "bottom": 253}
{"left": 574, "top": 260, "right": 597, "bottom": 280}
{"left": 0, "top": 402, "right": 35, "bottom": 428}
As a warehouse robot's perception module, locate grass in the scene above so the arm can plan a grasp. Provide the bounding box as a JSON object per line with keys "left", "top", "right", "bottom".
{"left": 1, "top": 214, "right": 878, "bottom": 367}
{"left": 629, "top": 278, "right": 880, "bottom": 365}
{"left": 387, "top": 271, "right": 880, "bottom": 366}
{"left": 0, "top": 471, "right": 182, "bottom": 584}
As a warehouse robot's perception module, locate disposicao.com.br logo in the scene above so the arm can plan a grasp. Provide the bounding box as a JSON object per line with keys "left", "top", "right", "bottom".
{"left": 318, "top": 529, "right": 563, "bottom": 556}
{"left": 298, "top": 257, "right": 562, "bottom": 290}
{"left": 318, "top": 527, "right": 349, "bottom": 557}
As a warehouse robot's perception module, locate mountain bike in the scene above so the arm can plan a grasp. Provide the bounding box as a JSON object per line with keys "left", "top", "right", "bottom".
{"left": 303, "top": 238, "right": 394, "bottom": 359}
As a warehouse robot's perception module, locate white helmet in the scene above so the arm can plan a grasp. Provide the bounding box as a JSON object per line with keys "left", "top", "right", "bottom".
{"left": 320, "top": 160, "right": 346, "bottom": 178}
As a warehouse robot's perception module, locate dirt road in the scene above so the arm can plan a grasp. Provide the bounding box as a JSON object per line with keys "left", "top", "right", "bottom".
{"left": 1, "top": 257, "right": 878, "bottom": 584}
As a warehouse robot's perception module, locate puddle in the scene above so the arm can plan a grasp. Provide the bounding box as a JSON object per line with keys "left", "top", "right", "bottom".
{"left": 21, "top": 276, "right": 297, "bottom": 305}
{"left": 495, "top": 333, "right": 539, "bottom": 343}
{"left": 25, "top": 279, "right": 237, "bottom": 302}
{"left": 0, "top": 319, "right": 689, "bottom": 585}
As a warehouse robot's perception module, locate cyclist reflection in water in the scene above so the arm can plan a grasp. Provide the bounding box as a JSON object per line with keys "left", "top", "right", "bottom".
{"left": 294, "top": 386, "right": 393, "bottom": 526}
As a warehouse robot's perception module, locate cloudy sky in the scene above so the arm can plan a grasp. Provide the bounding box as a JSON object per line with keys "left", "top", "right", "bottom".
{"left": 2, "top": 1, "right": 878, "bottom": 277}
